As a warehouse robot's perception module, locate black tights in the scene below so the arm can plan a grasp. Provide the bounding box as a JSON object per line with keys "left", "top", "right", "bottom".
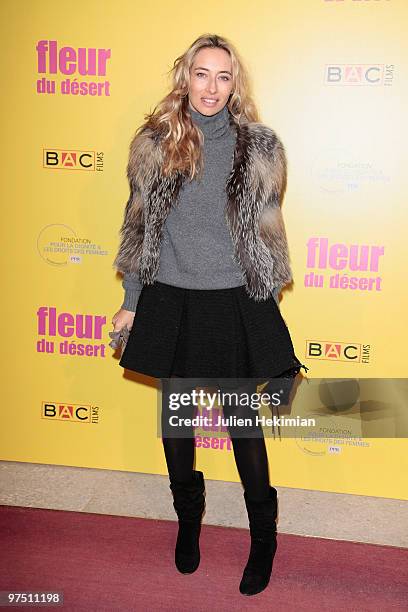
{"left": 161, "top": 379, "right": 271, "bottom": 502}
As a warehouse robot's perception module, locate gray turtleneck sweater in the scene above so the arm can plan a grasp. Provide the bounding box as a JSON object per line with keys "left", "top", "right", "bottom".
{"left": 121, "top": 105, "right": 279, "bottom": 310}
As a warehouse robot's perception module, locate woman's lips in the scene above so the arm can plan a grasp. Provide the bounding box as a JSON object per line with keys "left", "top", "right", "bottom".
{"left": 201, "top": 98, "right": 218, "bottom": 106}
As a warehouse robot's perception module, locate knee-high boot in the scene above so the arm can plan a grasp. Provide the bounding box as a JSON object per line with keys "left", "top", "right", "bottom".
{"left": 169, "top": 469, "right": 206, "bottom": 574}
{"left": 239, "top": 485, "right": 278, "bottom": 596}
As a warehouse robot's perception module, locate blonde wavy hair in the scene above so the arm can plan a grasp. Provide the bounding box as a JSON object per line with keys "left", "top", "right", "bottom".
{"left": 136, "top": 33, "right": 260, "bottom": 180}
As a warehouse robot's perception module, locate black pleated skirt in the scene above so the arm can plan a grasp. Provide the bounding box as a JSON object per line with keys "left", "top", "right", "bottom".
{"left": 119, "top": 280, "right": 307, "bottom": 381}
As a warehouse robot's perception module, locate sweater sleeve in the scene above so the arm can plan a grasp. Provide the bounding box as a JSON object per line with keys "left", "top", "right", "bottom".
{"left": 121, "top": 271, "right": 143, "bottom": 312}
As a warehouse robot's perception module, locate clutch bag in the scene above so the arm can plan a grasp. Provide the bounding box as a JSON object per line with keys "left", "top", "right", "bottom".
{"left": 108, "top": 326, "right": 131, "bottom": 357}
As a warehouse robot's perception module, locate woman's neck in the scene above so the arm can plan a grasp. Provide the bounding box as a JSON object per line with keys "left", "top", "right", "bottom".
{"left": 189, "top": 103, "right": 231, "bottom": 141}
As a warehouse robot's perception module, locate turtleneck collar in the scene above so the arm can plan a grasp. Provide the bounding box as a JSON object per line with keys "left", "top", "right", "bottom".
{"left": 189, "top": 103, "right": 231, "bottom": 141}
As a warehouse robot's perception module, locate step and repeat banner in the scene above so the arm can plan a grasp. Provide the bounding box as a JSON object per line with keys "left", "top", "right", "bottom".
{"left": 2, "top": 0, "right": 407, "bottom": 500}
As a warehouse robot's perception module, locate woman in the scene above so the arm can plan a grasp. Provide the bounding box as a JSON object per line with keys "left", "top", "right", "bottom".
{"left": 111, "top": 33, "right": 308, "bottom": 596}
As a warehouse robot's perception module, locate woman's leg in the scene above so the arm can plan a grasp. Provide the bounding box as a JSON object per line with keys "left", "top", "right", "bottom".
{"left": 221, "top": 383, "right": 270, "bottom": 500}
{"left": 161, "top": 376, "right": 205, "bottom": 574}
{"left": 221, "top": 383, "right": 277, "bottom": 595}
{"left": 162, "top": 435, "right": 195, "bottom": 482}
{"left": 228, "top": 436, "right": 270, "bottom": 501}
{"left": 161, "top": 376, "right": 196, "bottom": 482}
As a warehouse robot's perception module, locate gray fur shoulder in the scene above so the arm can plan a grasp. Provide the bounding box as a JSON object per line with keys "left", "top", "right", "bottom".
{"left": 244, "top": 122, "right": 287, "bottom": 198}
{"left": 126, "top": 126, "right": 162, "bottom": 191}
{"left": 245, "top": 122, "right": 286, "bottom": 156}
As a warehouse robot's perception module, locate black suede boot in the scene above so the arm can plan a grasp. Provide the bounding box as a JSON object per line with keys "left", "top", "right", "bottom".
{"left": 239, "top": 485, "right": 278, "bottom": 596}
{"left": 169, "top": 470, "right": 206, "bottom": 574}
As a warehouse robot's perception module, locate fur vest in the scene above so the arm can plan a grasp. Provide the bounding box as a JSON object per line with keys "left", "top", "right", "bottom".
{"left": 113, "top": 112, "right": 293, "bottom": 301}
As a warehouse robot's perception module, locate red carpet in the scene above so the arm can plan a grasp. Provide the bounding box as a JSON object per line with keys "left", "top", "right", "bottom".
{"left": 1, "top": 505, "right": 407, "bottom": 611}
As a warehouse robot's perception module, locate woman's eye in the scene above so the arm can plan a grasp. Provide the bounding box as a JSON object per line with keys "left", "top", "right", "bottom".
{"left": 195, "top": 72, "right": 230, "bottom": 81}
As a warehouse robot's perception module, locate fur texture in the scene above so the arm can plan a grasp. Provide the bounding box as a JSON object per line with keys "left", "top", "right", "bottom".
{"left": 113, "top": 112, "right": 293, "bottom": 301}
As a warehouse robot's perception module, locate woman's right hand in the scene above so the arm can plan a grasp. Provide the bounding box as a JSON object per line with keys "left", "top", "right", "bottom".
{"left": 111, "top": 308, "right": 135, "bottom": 332}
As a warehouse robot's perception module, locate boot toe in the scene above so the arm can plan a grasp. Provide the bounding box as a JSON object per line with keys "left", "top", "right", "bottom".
{"left": 239, "top": 570, "right": 270, "bottom": 596}
{"left": 175, "top": 550, "right": 200, "bottom": 574}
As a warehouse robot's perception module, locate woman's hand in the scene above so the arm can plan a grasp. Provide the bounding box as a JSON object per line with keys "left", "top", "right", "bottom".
{"left": 112, "top": 308, "right": 135, "bottom": 332}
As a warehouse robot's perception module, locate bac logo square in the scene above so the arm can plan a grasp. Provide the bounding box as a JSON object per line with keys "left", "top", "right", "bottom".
{"left": 306, "top": 341, "right": 363, "bottom": 362}
{"left": 43, "top": 149, "right": 96, "bottom": 170}
{"left": 42, "top": 402, "right": 91, "bottom": 421}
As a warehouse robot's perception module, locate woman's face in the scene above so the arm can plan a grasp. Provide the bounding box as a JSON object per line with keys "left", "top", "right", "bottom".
{"left": 188, "top": 47, "right": 233, "bottom": 116}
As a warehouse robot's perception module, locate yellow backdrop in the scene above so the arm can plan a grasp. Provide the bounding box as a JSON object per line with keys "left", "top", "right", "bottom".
{"left": 1, "top": 0, "right": 407, "bottom": 500}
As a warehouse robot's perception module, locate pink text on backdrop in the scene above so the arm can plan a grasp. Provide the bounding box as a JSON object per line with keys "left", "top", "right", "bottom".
{"left": 305, "top": 237, "right": 385, "bottom": 291}
{"left": 36, "top": 40, "right": 111, "bottom": 75}
{"left": 37, "top": 307, "right": 106, "bottom": 338}
{"left": 36, "top": 307, "right": 107, "bottom": 357}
